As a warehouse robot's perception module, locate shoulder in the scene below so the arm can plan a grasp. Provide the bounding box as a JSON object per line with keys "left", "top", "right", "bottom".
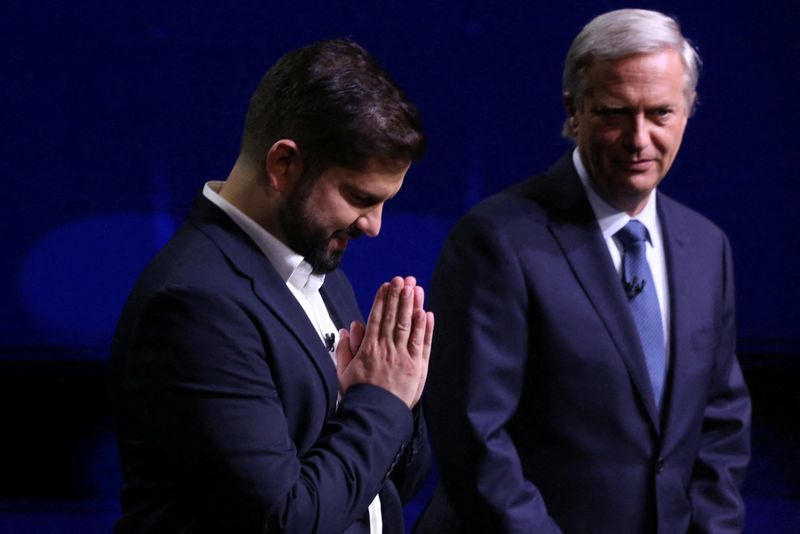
{"left": 133, "top": 223, "right": 239, "bottom": 297}
{"left": 115, "top": 217, "right": 274, "bottom": 342}
{"left": 657, "top": 192, "right": 730, "bottom": 248}
{"left": 448, "top": 153, "right": 580, "bottom": 243}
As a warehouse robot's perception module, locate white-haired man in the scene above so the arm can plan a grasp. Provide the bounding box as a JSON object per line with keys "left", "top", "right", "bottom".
{"left": 418, "top": 9, "right": 750, "bottom": 533}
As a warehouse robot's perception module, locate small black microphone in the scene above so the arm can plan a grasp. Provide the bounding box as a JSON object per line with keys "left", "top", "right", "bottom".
{"left": 623, "top": 276, "right": 646, "bottom": 298}
{"left": 324, "top": 333, "right": 336, "bottom": 352}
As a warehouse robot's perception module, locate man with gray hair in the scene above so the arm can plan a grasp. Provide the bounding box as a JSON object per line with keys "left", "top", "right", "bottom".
{"left": 416, "top": 9, "right": 750, "bottom": 533}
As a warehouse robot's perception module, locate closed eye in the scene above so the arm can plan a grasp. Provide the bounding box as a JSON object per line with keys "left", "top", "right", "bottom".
{"left": 346, "top": 189, "right": 381, "bottom": 208}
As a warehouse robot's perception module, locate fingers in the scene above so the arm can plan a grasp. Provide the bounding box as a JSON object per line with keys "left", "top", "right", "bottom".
{"left": 336, "top": 328, "right": 354, "bottom": 382}
{"left": 363, "top": 282, "right": 389, "bottom": 343}
{"left": 406, "top": 286, "right": 430, "bottom": 355}
{"left": 364, "top": 276, "right": 427, "bottom": 351}
{"left": 423, "top": 311, "right": 435, "bottom": 360}
{"left": 347, "top": 276, "right": 433, "bottom": 409}
{"left": 393, "top": 285, "right": 415, "bottom": 345}
{"left": 413, "top": 284, "right": 425, "bottom": 313}
{"left": 380, "top": 277, "right": 404, "bottom": 340}
{"left": 408, "top": 309, "right": 427, "bottom": 355}
{"left": 349, "top": 321, "right": 365, "bottom": 355}
{"left": 410, "top": 311, "right": 434, "bottom": 407}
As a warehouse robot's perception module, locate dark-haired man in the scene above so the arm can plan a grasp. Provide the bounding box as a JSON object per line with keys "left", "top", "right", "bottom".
{"left": 418, "top": 9, "right": 750, "bottom": 534}
{"left": 111, "top": 39, "right": 433, "bottom": 533}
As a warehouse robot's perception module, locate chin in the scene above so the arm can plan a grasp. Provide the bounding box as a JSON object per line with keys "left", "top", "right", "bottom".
{"left": 621, "top": 173, "right": 661, "bottom": 191}
{"left": 311, "top": 253, "right": 344, "bottom": 275}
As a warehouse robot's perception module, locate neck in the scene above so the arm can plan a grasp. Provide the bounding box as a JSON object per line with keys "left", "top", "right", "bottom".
{"left": 220, "top": 158, "right": 285, "bottom": 241}
{"left": 614, "top": 195, "right": 651, "bottom": 217}
{"left": 590, "top": 178, "right": 652, "bottom": 216}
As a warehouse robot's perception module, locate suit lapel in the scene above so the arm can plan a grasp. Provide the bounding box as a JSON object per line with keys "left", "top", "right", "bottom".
{"left": 320, "top": 273, "right": 362, "bottom": 330}
{"left": 543, "top": 157, "right": 661, "bottom": 430}
{"left": 250, "top": 274, "right": 341, "bottom": 408}
{"left": 657, "top": 194, "right": 702, "bottom": 437}
{"left": 189, "top": 194, "right": 340, "bottom": 407}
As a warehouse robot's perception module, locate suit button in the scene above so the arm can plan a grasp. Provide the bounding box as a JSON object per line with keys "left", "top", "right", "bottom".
{"left": 655, "top": 458, "right": 665, "bottom": 474}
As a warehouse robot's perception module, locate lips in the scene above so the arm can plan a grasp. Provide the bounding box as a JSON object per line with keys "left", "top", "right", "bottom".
{"left": 617, "top": 159, "right": 654, "bottom": 172}
{"left": 330, "top": 231, "right": 350, "bottom": 251}
{"left": 328, "top": 225, "right": 363, "bottom": 254}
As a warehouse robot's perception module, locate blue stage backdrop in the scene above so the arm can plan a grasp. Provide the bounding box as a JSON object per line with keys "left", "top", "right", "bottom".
{"left": 5, "top": 0, "right": 799, "bottom": 355}
{"left": 3, "top": 1, "right": 799, "bottom": 532}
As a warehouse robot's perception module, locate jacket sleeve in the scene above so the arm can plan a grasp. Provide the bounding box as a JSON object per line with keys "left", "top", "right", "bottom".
{"left": 687, "top": 234, "right": 751, "bottom": 533}
{"left": 123, "top": 285, "right": 414, "bottom": 533}
{"left": 389, "top": 407, "right": 432, "bottom": 504}
{"left": 423, "top": 214, "right": 563, "bottom": 533}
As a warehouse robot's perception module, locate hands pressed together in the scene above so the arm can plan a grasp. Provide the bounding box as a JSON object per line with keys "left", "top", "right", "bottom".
{"left": 336, "top": 276, "right": 434, "bottom": 408}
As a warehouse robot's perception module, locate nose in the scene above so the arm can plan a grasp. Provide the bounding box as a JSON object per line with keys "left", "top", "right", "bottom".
{"left": 356, "top": 204, "right": 383, "bottom": 237}
{"left": 623, "top": 113, "right": 650, "bottom": 154}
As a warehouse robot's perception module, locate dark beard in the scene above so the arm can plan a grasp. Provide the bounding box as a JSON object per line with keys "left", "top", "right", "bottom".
{"left": 279, "top": 179, "right": 363, "bottom": 274}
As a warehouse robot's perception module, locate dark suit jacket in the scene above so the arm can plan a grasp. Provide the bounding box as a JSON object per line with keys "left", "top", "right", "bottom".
{"left": 416, "top": 154, "right": 750, "bottom": 533}
{"left": 110, "top": 193, "right": 430, "bottom": 533}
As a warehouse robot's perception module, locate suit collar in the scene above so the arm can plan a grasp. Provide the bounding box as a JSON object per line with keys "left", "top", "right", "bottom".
{"left": 188, "top": 192, "right": 341, "bottom": 408}
{"left": 201, "top": 181, "right": 327, "bottom": 294}
{"left": 543, "top": 153, "right": 662, "bottom": 430}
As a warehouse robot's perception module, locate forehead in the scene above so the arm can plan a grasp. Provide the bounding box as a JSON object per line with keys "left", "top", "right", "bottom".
{"left": 584, "top": 50, "right": 687, "bottom": 102}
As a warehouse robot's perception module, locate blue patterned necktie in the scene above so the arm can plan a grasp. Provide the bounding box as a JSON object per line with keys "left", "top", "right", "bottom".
{"left": 616, "top": 220, "right": 666, "bottom": 409}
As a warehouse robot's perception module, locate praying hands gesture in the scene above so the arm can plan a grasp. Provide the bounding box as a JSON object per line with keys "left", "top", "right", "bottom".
{"left": 336, "top": 276, "right": 434, "bottom": 408}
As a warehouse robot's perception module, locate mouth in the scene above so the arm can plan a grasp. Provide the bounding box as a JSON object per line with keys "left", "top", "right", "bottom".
{"left": 330, "top": 234, "right": 349, "bottom": 251}
{"left": 617, "top": 159, "right": 655, "bottom": 172}
{"left": 328, "top": 225, "right": 364, "bottom": 254}
{"left": 329, "top": 229, "right": 356, "bottom": 252}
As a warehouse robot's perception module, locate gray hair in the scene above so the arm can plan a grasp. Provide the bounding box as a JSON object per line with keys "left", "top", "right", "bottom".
{"left": 562, "top": 9, "right": 701, "bottom": 138}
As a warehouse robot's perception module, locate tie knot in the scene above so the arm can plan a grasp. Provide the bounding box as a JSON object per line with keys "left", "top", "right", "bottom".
{"left": 616, "top": 220, "right": 649, "bottom": 249}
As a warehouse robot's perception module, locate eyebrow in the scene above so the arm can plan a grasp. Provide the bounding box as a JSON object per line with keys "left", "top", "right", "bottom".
{"left": 592, "top": 103, "right": 677, "bottom": 113}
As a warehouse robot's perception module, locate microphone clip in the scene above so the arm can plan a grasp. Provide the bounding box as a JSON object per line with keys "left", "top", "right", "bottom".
{"left": 623, "top": 276, "right": 646, "bottom": 298}
{"left": 324, "top": 333, "right": 336, "bottom": 352}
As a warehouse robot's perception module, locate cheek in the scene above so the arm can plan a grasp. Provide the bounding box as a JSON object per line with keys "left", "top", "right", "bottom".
{"left": 586, "top": 121, "right": 621, "bottom": 147}
{"left": 589, "top": 131, "right": 620, "bottom": 165}
{"left": 653, "top": 129, "right": 683, "bottom": 159}
{"left": 326, "top": 202, "right": 360, "bottom": 231}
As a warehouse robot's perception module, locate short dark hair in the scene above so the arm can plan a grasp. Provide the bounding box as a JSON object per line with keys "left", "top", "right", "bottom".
{"left": 240, "top": 38, "right": 426, "bottom": 174}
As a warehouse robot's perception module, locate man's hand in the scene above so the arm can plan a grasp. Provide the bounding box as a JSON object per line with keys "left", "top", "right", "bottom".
{"left": 337, "top": 276, "right": 434, "bottom": 408}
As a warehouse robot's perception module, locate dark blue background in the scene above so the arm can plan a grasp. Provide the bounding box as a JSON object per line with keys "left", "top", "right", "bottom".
{"left": 3, "top": 1, "right": 798, "bottom": 531}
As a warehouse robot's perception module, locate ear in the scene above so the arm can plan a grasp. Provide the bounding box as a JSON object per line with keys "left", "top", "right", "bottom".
{"left": 265, "top": 139, "right": 303, "bottom": 193}
{"left": 563, "top": 92, "right": 575, "bottom": 116}
{"left": 563, "top": 93, "right": 578, "bottom": 130}
{"left": 687, "top": 91, "right": 698, "bottom": 117}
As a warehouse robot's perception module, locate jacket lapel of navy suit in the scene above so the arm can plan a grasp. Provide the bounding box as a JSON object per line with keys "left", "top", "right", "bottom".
{"left": 656, "top": 193, "right": 704, "bottom": 440}
{"left": 320, "top": 272, "right": 363, "bottom": 331}
{"left": 189, "top": 194, "right": 340, "bottom": 411}
{"left": 543, "top": 154, "right": 662, "bottom": 431}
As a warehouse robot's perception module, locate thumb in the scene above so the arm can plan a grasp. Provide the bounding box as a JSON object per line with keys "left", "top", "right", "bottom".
{"left": 349, "top": 321, "right": 365, "bottom": 355}
{"left": 336, "top": 328, "right": 355, "bottom": 380}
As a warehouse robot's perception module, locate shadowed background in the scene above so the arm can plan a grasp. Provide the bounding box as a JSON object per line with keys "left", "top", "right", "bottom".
{"left": 3, "top": 0, "right": 798, "bottom": 531}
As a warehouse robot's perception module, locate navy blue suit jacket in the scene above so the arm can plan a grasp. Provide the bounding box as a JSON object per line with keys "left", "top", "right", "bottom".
{"left": 416, "top": 154, "right": 750, "bottom": 533}
{"left": 110, "top": 193, "right": 430, "bottom": 533}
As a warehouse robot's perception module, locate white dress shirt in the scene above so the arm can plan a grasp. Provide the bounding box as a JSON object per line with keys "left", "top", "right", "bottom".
{"left": 203, "top": 181, "right": 383, "bottom": 533}
{"left": 572, "top": 150, "right": 671, "bottom": 362}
